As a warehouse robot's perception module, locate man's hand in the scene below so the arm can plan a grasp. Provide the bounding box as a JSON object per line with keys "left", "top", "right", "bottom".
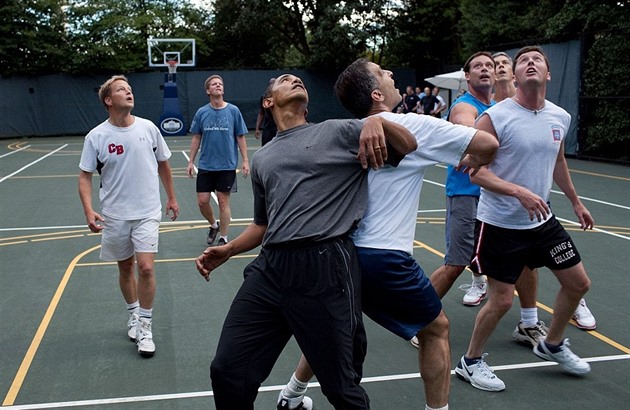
{"left": 515, "top": 187, "right": 550, "bottom": 222}
{"left": 241, "top": 160, "right": 250, "bottom": 178}
{"left": 186, "top": 162, "right": 196, "bottom": 178}
{"left": 456, "top": 154, "right": 484, "bottom": 177}
{"left": 195, "top": 244, "right": 231, "bottom": 282}
{"left": 85, "top": 210, "right": 105, "bottom": 233}
{"left": 358, "top": 116, "right": 387, "bottom": 169}
{"left": 573, "top": 202, "right": 594, "bottom": 230}
{"left": 165, "top": 199, "right": 179, "bottom": 221}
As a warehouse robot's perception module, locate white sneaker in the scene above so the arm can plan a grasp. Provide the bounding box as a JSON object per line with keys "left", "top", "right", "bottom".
{"left": 136, "top": 317, "right": 155, "bottom": 358}
{"left": 534, "top": 338, "right": 590, "bottom": 375}
{"left": 572, "top": 299, "right": 596, "bottom": 330}
{"left": 127, "top": 312, "right": 139, "bottom": 342}
{"left": 277, "top": 392, "right": 313, "bottom": 410}
{"left": 455, "top": 353, "right": 505, "bottom": 392}
{"left": 462, "top": 279, "right": 487, "bottom": 306}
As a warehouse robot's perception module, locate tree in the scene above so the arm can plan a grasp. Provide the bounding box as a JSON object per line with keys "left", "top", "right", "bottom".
{"left": 209, "top": 0, "right": 387, "bottom": 70}
{"left": 544, "top": 0, "right": 630, "bottom": 161}
{"left": 0, "top": 0, "right": 70, "bottom": 76}
{"left": 65, "top": 0, "right": 213, "bottom": 74}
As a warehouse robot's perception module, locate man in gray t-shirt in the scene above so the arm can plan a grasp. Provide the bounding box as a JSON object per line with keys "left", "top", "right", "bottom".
{"left": 195, "top": 74, "right": 416, "bottom": 410}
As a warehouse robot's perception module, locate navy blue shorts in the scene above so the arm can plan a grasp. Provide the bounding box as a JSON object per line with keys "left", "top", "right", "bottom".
{"left": 470, "top": 216, "right": 582, "bottom": 284}
{"left": 196, "top": 169, "right": 237, "bottom": 193}
{"left": 357, "top": 247, "right": 442, "bottom": 340}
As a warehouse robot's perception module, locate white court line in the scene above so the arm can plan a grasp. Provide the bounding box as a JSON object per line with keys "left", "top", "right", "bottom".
{"left": 422, "top": 176, "right": 629, "bottom": 211}
{"left": 4, "top": 354, "right": 629, "bottom": 409}
{"left": 0, "top": 145, "right": 31, "bottom": 159}
{"left": 0, "top": 144, "right": 68, "bottom": 183}
{"left": 0, "top": 219, "right": 254, "bottom": 233}
{"left": 181, "top": 151, "right": 218, "bottom": 203}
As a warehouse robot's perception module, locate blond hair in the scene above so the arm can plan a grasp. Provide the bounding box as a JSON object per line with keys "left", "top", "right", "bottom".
{"left": 204, "top": 75, "right": 223, "bottom": 90}
{"left": 98, "top": 75, "right": 129, "bottom": 108}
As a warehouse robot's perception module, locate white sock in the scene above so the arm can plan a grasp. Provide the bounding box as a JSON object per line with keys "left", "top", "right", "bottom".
{"left": 520, "top": 307, "right": 538, "bottom": 327}
{"left": 138, "top": 307, "right": 152, "bottom": 320}
{"left": 210, "top": 221, "right": 218, "bottom": 229}
{"left": 426, "top": 404, "right": 448, "bottom": 410}
{"left": 283, "top": 373, "right": 308, "bottom": 398}
{"left": 127, "top": 301, "right": 139, "bottom": 314}
{"left": 220, "top": 235, "right": 228, "bottom": 242}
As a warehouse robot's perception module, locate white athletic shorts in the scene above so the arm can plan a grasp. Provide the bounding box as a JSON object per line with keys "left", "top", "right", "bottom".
{"left": 99, "top": 210, "right": 161, "bottom": 261}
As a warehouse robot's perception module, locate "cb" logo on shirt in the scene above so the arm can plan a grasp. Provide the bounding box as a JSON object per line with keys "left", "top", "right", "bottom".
{"left": 108, "top": 143, "right": 124, "bottom": 155}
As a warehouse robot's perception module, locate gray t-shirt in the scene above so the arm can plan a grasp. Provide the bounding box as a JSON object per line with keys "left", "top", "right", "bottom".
{"left": 250, "top": 120, "right": 367, "bottom": 246}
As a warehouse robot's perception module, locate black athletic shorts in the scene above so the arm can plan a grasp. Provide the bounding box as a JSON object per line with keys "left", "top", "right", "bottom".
{"left": 470, "top": 216, "right": 582, "bottom": 284}
{"left": 196, "top": 169, "right": 237, "bottom": 193}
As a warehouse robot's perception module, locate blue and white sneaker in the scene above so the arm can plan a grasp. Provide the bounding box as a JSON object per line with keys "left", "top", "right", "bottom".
{"left": 455, "top": 353, "right": 505, "bottom": 392}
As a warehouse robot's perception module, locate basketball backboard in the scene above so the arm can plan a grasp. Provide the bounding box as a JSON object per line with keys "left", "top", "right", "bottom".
{"left": 147, "top": 38, "right": 196, "bottom": 68}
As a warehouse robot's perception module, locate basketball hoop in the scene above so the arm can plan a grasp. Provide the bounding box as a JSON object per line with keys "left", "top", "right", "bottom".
{"left": 167, "top": 60, "right": 178, "bottom": 74}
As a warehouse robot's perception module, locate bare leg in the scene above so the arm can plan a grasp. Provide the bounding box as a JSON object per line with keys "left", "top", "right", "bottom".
{"left": 416, "top": 310, "right": 450, "bottom": 408}
{"left": 430, "top": 264, "right": 466, "bottom": 298}
{"left": 135, "top": 252, "right": 156, "bottom": 310}
{"left": 197, "top": 191, "right": 217, "bottom": 225}
{"left": 465, "top": 278, "right": 515, "bottom": 358}
{"left": 216, "top": 191, "right": 231, "bottom": 237}
{"left": 515, "top": 267, "right": 538, "bottom": 309}
{"left": 546, "top": 263, "right": 590, "bottom": 344}
{"left": 118, "top": 256, "right": 137, "bottom": 304}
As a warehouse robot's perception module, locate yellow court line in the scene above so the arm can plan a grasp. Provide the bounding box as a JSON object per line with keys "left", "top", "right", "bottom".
{"left": 570, "top": 169, "right": 630, "bottom": 182}
{"left": 413, "top": 239, "right": 630, "bottom": 355}
{"left": 2, "top": 245, "right": 101, "bottom": 406}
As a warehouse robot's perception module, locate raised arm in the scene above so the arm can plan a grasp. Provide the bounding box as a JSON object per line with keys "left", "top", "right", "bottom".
{"left": 358, "top": 116, "right": 417, "bottom": 169}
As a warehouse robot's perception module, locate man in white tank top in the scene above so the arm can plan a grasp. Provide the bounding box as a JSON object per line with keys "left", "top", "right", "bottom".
{"left": 454, "top": 46, "right": 594, "bottom": 392}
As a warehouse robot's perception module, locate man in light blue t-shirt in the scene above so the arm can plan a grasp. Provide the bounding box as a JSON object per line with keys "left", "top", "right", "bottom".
{"left": 187, "top": 75, "right": 249, "bottom": 246}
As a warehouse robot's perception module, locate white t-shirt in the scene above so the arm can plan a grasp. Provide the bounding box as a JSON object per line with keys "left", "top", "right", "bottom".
{"left": 79, "top": 117, "right": 171, "bottom": 220}
{"left": 476, "top": 98, "right": 571, "bottom": 229}
{"left": 351, "top": 112, "right": 475, "bottom": 254}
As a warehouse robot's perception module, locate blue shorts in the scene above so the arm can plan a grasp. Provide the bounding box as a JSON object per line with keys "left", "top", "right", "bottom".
{"left": 357, "top": 247, "right": 442, "bottom": 340}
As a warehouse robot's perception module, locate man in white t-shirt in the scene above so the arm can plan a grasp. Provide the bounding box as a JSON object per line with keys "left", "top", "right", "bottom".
{"left": 79, "top": 75, "right": 179, "bottom": 358}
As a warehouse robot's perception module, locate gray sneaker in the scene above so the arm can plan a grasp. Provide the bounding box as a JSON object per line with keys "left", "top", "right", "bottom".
{"left": 455, "top": 354, "right": 505, "bottom": 392}
{"left": 534, "top": 338, "right": 590, "bottom": 375}
{"left": 512, "top": 320, "right": 548, "bottom": 347}
{"left": 207, "top": 222, "right": 220, "bottom": 245}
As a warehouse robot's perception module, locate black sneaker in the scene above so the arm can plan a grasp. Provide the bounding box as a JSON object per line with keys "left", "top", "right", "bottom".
{"left": 207, "top": 222, "right": 220, "bottom": 245}
{"left": 217, "top": 237, "right": 228, "bottom": 246}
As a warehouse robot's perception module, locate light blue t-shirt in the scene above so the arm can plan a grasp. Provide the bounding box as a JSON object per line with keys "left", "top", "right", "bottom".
{"left": 445, "top": 92, "right": 495, "bottom": 197}
{"left": 189, "top": 103, "right": 248, "bottom": 171}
